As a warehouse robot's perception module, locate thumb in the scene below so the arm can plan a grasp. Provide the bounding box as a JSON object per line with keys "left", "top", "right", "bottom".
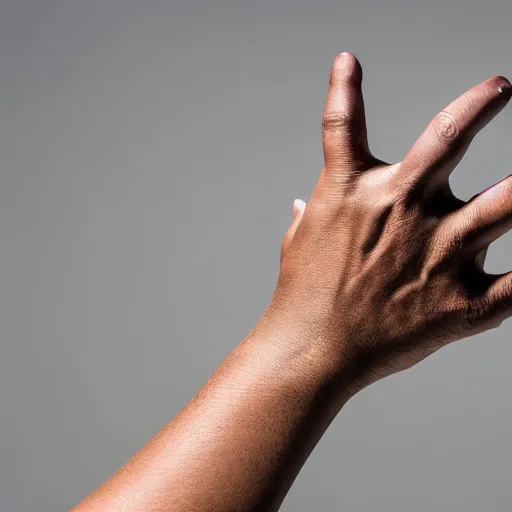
{"left": 291, "top": 199, "right": 306, "bottom": 234}
{"left": 281, "top": 199, "right": 306, "bottom": 262}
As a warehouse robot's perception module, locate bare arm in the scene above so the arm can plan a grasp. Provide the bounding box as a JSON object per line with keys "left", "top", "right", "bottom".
{"left": 72, "top": 52, "right": 512, "bottom": 512}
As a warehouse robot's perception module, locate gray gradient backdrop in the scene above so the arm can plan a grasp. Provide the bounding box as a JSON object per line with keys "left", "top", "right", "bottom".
{"left": 2, "top": 1, "right": 512, "bottom": 511}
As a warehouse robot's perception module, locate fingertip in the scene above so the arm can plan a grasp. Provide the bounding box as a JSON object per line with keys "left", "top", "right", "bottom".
{"left": 333, "top": 52, "right": 358, "bottom": 67}
{"left": 492, "top": 75, "right": 512, "bottom": 90}
{"left": 291, "top": 199, "right": 305, "bottom": 221}
{"left": 497, "top": 78, "right": 512, "bottom": 100}
{"left": 293, "top": 198, "right": 306, "bottom": 213}
{"left": 331, "top": 52, "right": 362, "bottom": 85}
{"left": 293, "top": 198, "right": 306, "bottom": 209}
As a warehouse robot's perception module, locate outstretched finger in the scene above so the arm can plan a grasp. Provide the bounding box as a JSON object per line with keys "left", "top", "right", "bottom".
{"left": 401, "top": 76, "right": 512, "bottom": 189}
{"left": 442, "top": 173, "right": 512, "bottom": 257}
{"left": 322, "top": 52, "right": 371, "bottom": 175}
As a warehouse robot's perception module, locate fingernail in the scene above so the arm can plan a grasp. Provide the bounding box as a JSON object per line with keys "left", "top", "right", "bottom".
{"left": 498, "top": 83, "right": 512, "bottom": 100}
{"left": 294, "top": 199, "right": 305, "bottom": 210}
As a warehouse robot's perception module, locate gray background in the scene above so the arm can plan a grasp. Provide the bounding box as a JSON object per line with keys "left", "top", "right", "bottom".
{"left": 2, "top": 1, "right": 512, "bottom": 510}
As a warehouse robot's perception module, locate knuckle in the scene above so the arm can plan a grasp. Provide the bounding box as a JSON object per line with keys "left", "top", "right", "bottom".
{"left": 432, "top": 111, "right": 460, "bottom": 144}
{"left": 427, "top": 223, "right": 471, "bottom": 275}
{"left": 389, "top": 163, "right": 425, "bottom": 209}
{"left": 393, "top": 186, "right": 423, "bottom": 219}
{"left": 322, "top": 111, "right": 350, "bottom": 130}
{"left": 445, "top": 229, "right": 466, "bottom": 255}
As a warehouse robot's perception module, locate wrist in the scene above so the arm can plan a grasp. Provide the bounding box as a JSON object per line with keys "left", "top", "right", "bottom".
{"left": 241, "top": 307, "right": 363, "bottom": 407}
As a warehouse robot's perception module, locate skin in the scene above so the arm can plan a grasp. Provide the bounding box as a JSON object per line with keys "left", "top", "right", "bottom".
{"left": 71, "top": 52, "right": 512, "bottom": 511}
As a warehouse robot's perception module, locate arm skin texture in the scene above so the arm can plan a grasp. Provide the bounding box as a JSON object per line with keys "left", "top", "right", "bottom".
{"left": 72, "top": 52, "right": 512, "bottom": 511}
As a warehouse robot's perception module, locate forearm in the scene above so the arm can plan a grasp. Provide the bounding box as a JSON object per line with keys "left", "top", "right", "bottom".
{"left": 71, "top": 310, "right": 358, "bottom": 512}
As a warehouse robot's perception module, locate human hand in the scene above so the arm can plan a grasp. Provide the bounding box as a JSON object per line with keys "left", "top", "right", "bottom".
{"left": 72, "top": 52, "right": 512, "bottom": 512}
{"left": 269, "top": 53, "right": 512, "bottom": 391}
